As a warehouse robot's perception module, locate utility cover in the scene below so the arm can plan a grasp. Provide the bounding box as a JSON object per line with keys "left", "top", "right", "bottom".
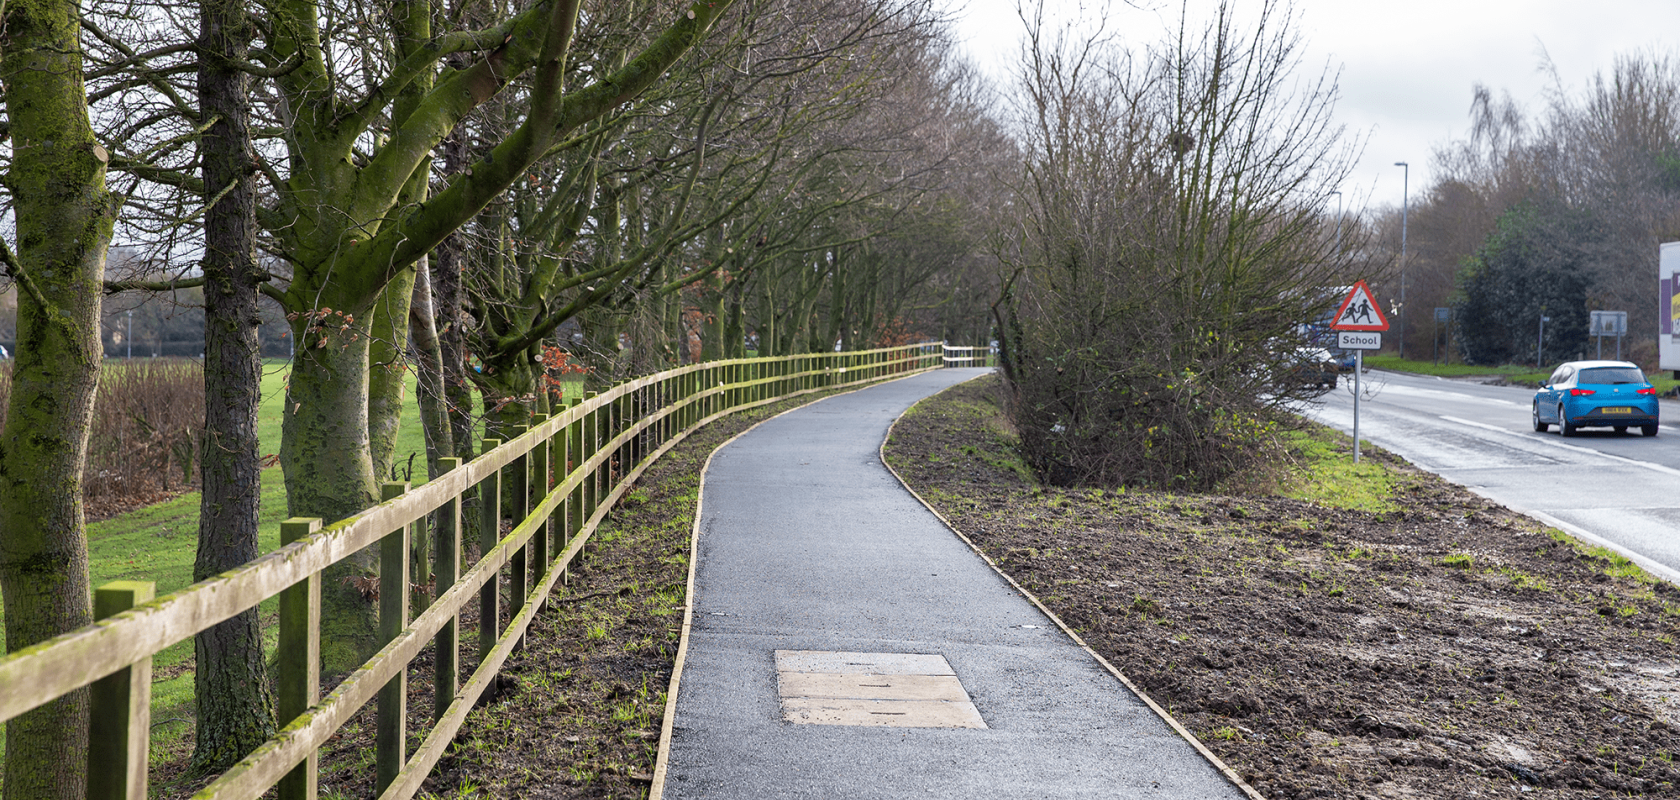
{"left": 1330, "top": 281, "right": 1390, "bottom": 332}
{"left": 774, "top": 650, "right": 987, "bottom": 729}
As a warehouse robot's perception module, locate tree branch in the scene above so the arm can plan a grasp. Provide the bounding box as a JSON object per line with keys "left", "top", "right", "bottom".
{"left": 0, "top": 234, "right": 51, "bottom": 311}
{"left": 103, "top": 275, "right": 207, "bottom": 294}
{"left": 358, "top": 0, "right": 740, "bottom": 298}
{"left": 335, "top": 21, "right": 524, "bottom": 141}
{"left": 80, "top": 18, "right": 200, "bottom": 121}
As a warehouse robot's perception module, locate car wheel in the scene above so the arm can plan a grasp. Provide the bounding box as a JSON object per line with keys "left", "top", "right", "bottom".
{"left": 1643, "top": 424, "right": 1659, "bottom": 437}
{"left": 1533, "top": 403, "right": 1548, "bottom": 432}
{"left": 1559, "top": 404, "right": 1576, "bottom": 437}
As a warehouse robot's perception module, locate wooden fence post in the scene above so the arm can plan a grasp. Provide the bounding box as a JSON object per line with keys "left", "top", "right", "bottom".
{"left": 529, "top": 415, "right": 550, "bottom": 596}
{"left": 583, "top": 393, "right": 599, "bottom": 526}
{"left": 87, "top": 581, "right": 154, "bottom": 800}
{"left": 565, "top": 398, "right": 583, "bottom": 579}
{"left": 277, "top": 517, "right": 322, "bottom": 800}
{"left": 505, "top": 424, "right": 530, "bottom": 625}
{"left": 433, "top": 458, "right": 462, "bottom": 721}
{"left": 377, "top": 481, "right": 412, "bottom": 793}
{"left": 478, "top": 438, "right": 503, "bottom": 671}
{"left": 619, "top": 391, "right": 632, "bottom": 480}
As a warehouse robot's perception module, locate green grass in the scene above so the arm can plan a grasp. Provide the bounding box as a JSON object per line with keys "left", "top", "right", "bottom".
{"left": 1273, "top": 427, "right": 1402, "bottom": 513}
{"left": 1441, "top": 553, "right": 1475, "bottom": 569}
{"left": 256, "top": 359, "right": 438, "bottom": 480}
{"left": 1361, "top": 354, "right": 1549, "bottom": 385}
{"left": 0, "top": 358, "right": 441, "bottom": 762}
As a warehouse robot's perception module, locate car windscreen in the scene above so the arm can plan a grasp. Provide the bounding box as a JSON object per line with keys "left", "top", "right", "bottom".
{"left": 1577, "top": 367, "right": 1646, "bottom": 385}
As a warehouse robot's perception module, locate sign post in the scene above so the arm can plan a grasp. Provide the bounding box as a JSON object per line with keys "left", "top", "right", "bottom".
{"left": 1330, "top": 281, "right": 1391, "bottom": 464}
{"left": 1433, "top": 307, "right": 1451, "bottom": 365}
{"left": 1590, "top": 310, "right": 1627, "bottom": 360}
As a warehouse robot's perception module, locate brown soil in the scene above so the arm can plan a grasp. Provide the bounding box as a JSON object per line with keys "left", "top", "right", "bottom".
{"left": 406, "top": 389, "right": 857, "bottom": 799}
{"left": 884, "top": 375, "right": 1680, "bottom": 800}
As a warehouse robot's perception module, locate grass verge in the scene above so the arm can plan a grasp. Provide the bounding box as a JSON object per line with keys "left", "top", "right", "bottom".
{"left": 886, "top": 375, "right": 1680, "bottom": 799}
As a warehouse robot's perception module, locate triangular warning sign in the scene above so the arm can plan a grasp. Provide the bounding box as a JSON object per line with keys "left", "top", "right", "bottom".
{"left": 1330, "top": 281, "right": 1390, "bottom": 331}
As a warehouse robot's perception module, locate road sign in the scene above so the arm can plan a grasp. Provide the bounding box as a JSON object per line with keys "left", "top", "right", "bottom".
{"left": 1330, "top": 281, "right": 1390, "bottom": 332}
{"left": 1337, "top": 331, "right": 1382, "bottom": 350}
{"left": 1590, "top": 310, "right": 1627, "bottom": 336}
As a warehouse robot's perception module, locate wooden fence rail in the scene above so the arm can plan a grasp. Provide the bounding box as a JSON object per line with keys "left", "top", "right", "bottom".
{"left": 0, "top": 342, "right": 979, "bottom": 799}
{"left": 941, "top": 343, "right": 997, "bottom": 368}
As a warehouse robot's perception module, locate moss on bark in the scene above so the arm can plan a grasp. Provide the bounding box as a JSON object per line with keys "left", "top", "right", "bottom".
{"left": 0, "top": 0, "right": 116, "bottom": 793}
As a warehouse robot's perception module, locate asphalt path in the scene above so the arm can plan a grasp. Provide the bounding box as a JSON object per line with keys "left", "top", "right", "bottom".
{"left": 659, "top": 368, "right": 1245, "bottom": 799}
{"left": 1303, "top": 369, "right": 1680, "bottom": 581}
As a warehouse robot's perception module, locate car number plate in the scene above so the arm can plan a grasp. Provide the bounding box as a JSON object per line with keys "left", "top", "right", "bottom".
{"left": 1601, "top": 406, "right": 1634, "bottom": 414}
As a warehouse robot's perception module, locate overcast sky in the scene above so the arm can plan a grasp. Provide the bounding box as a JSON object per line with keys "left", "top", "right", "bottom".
{"left": 945, "top": 0, "right": 1680, "bottom": 214}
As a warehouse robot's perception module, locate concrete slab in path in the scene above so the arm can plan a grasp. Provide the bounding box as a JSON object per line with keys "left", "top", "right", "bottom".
{"left": 657, "top": 368, "right": 1249, "bottom": 799}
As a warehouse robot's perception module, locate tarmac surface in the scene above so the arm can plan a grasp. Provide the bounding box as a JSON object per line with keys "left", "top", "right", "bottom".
{"left": 657, "top": 368, "right": 1247, "bottom": 799}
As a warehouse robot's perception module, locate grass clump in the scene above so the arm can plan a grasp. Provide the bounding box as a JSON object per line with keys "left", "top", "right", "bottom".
{"left": 1546, "top": 528, "right": 1658, "bottom": 585}
{"left": 1270, "top": 426, "right": 1400, "bottom": 513}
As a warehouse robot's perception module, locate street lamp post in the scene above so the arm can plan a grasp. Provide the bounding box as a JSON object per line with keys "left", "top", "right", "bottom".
{"left": 1395, "top": 162, "right": 1408, "bottom": 360}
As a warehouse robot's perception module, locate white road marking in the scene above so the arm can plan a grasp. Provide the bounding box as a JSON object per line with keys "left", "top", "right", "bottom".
{"left": 1437, "top": 415, "right": 1680, "bottom": 477}
{"left": 1514, "top": 508, "right": 1680, "bottom": 587}
{"left": 1376, "top": 383, "right": 1519, "bottom": 406}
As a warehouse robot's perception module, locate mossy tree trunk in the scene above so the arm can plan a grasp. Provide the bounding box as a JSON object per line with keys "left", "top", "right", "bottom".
{"left": 0, "top": 0, "right": 117, "bottom": 793}
{"left": 368, "top": 266, "right": 418, "bottom": 482}
{"left": 191, "top": 0, "right": 277, "bottom": 773}
{"left": 264, "top": 0, "right": 736, "bottom": 669}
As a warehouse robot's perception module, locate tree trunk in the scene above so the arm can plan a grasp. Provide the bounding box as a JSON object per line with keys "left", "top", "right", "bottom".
{"left": 191, "top": 0, "right": 276, "bottom": 773}
{"left": 281, "top": 331, "right": 381, "bottom": 674}
{"left": 368, "top": 268, "right": 418, "bottom": 482}
{"left": 0, "top": 0, "right": 116, "bottom": 793}
{"left": 435, "top": 130, "right": 476, "bottom": 463}
{"left": 410, "top": 255, "right": 453, "bottom": 479}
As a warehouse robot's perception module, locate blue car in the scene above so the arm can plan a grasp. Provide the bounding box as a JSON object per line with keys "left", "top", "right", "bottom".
{"left": 1533, "top": 360, "right": 1659, "bottom": 436}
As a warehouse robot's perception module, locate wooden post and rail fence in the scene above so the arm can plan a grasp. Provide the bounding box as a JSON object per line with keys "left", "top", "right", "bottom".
{"left": 0, "top": 342, "right": 991, "bottom": 799}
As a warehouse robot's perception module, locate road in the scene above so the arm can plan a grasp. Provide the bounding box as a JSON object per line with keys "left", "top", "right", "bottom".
{"left": 1304, "top": 369, "right": 1680, "bottom": 582}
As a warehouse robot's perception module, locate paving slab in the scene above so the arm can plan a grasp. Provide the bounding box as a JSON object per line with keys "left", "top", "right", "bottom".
{"left": 659, "top": 368, "right": 1247, "bottom": 799}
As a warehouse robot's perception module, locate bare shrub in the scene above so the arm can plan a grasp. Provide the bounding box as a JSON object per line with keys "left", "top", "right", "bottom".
{"left": 996, "top": 1, "right": 1368, "bottom": 490}
{"left": 85, "top": 359, "right": 205, "bottom": 504}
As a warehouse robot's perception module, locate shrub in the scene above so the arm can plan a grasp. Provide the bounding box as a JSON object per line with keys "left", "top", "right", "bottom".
{"left": 1, "top": 358, "right": 206, "bottom": 507}
{"left": 995, "top": 3, "right": 1367, "bottom": 490}
{"left": 86, "top": 359, "right": 205, "bottom": 502}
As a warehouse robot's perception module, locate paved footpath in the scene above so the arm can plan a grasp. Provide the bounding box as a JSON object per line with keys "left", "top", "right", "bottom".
{"left": 657, "top": 368, "right": 1248, "bottom": 799}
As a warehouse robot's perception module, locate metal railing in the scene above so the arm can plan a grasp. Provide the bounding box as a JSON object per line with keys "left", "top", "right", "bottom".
{"left": 0, "top": 342, "right": 983, "bottom": 799}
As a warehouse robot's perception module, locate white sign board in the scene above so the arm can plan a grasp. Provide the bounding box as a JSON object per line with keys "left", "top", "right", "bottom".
{"left": 1337, "top": 331, "right": 1382, "bottom": 350}
{"left": 1591, "top": 310, "right": 1627, "bottom": 336}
